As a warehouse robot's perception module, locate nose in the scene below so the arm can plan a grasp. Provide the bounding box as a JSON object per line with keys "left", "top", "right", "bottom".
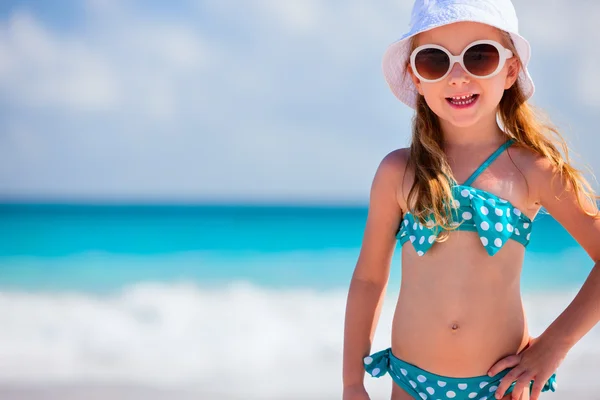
{"left": 447, "top": 62, "right": 470, "bottom": 86}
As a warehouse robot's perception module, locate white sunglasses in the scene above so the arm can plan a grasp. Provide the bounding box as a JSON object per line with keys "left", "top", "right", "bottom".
{"left": 409, "top": 39, "right": 514, "bottom": 83}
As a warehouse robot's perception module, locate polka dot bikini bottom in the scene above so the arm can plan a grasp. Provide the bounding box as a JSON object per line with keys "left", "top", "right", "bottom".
{"left": 363, "top": 348, "right": 557, "bottom": 400}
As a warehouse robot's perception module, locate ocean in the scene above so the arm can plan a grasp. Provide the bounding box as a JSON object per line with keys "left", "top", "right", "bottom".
{"left": 0, "top": 203, "right": 598, "bottom": 399}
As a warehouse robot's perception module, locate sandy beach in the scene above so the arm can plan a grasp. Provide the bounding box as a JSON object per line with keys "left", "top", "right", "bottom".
{"left": 0, "top": 383, "right": 596, "bottom": 400}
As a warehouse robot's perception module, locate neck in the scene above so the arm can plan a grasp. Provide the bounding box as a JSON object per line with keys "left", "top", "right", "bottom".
{"left": 439, "top": 112, "right": 507, "bottom": 149}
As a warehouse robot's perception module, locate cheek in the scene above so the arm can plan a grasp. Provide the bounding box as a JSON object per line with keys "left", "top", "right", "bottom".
{"left": 419, "top": 83, "right": 446, "bottom": 108}
{"left": 480, "top": 78, "right": 507, "bottom": 105}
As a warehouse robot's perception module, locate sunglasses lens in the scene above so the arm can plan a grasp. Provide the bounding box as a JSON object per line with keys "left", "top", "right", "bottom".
{"left": 463, "top": 44, "right": 500, "bottom": 76}
{"left": 414, "top": 48, "right": 450, "bottom": 80}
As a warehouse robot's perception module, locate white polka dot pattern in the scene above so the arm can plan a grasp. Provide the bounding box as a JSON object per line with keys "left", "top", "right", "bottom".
{"left": 395, "top": 184, "right": 534, "bottom": 256}
{"left": 363, "top": 348, "right": 557, "bottom": 400}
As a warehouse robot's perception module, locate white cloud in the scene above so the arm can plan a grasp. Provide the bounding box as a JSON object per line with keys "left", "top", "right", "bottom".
{"left": 0, "top": 0, "right": 598, "bottom": 201}
{"left": 1, "top": 12, "right": 120, "bottom": 112}
{"left": 254, "top": 0, "right": 324, "bottom": 35}
{"left": 0, "top": 6, "right": 216, "bottom": 118}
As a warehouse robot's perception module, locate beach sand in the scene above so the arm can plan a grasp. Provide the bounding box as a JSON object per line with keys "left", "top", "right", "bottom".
{"left": 0, "top": 383, "right": 596, "bottom": 400}
{"left": 0, "top": 385, "right": 235, "bottom": 400}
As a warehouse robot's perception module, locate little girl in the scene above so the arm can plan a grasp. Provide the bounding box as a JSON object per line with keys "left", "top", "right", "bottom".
{"left": 342, "top": 1, "right": 600, "bottom": 400}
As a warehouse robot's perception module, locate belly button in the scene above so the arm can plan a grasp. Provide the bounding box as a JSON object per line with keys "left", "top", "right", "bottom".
{"left": 451, "top": 323, "right": 459, "bottom": 331}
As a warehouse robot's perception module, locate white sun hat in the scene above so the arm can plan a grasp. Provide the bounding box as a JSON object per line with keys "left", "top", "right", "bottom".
{"left": 383, "top": 0, "right": 534, "bottom": 109}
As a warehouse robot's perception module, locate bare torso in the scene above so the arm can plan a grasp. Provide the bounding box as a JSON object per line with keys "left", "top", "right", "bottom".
{"left": 390, "top": 142, "right": 541, "bottom": 377}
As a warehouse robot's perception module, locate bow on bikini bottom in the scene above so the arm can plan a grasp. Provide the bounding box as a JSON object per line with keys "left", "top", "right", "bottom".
{"left": 364, "top": 348, "right": 557, "bottom": 400}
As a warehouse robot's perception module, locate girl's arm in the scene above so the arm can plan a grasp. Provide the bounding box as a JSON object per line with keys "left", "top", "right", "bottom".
{"left": 342, "top": 149, "right": 406, "bottom": 390}
{"left": 533, "top": 156, "right": 600, "bottom": 350}
{"left": 489, "top": 154, "right": 600, "bottom": 400}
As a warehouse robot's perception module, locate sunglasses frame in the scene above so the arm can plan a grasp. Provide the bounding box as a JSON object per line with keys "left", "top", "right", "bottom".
{"left": 409, "top": 39, "right": 514, "bottom": 83}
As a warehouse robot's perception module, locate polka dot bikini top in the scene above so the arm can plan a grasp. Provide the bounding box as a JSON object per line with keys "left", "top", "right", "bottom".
{"left": 397, "top": 139, "right": 533, "bottom": 256}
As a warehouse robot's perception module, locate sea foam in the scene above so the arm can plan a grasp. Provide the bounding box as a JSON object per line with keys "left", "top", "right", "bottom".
{"left": 0, "top": 281, "right": 598, "bottom": 398}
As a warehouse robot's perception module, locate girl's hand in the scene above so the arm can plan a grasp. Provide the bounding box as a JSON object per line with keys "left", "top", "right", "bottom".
{"left": 486, "top": 335, "right": 567, "bottom": 400}
{"left": 342, "top": 384, "right": 371, "bottom": 400}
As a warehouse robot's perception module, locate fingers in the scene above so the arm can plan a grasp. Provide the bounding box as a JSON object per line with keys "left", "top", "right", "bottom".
{"left": 487, "top": 354, "right": 521, "bottom": 377}
{"left": 493, "top": 366, "right": 526, "bottom": 399}
{"left": 529, "top": 379, "right": 545, "bottom": 400}
{"left": 509, "top": 372, "right": 534, "bottom": 400}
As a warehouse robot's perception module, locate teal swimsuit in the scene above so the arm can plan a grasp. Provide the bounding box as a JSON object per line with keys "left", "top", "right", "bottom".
{"left": 364, "top": 348, "right": 557, "bottom": 400}
{"left": 364, "top": 139, "right": 558, "bottom": 399}
{"left": 397, "top": 139, "right": 532, "bottom": 256}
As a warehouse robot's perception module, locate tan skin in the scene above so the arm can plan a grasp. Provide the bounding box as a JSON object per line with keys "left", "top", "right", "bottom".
{"left": 344, "top": 22, "right": 600, "bottom": 400}
{"left": 391, "top": 23, "right": 533, "bottom": 400}
{"left": 389, "top": 146, "right": 536, "bottom": 400}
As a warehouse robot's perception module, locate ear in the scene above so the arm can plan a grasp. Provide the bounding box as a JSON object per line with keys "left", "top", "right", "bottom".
{"left": 407, "top": 64, "right": 424, "bottom": 95}
{"left": 504, "top": 57, "right": 520, "bottom": 90}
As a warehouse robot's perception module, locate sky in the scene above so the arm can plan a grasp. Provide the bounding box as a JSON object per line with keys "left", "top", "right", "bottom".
{"left": 0, "top": 0, "right": 599, "bottom": 204}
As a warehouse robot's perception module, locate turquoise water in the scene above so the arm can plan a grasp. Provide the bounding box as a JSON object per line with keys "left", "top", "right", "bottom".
{"left": 0, "top": 202, "right": 597, "bottom": 396}
{"left": 0, "top": 203, "right": 593, "bottom": 293}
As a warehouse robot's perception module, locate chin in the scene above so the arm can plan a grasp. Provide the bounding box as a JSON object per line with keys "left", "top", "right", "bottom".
{"left": 444, "top": 115, "right": 481, "bottom": 128}
{"left": 431, "top": 106, "right": 481, "bottom": 128}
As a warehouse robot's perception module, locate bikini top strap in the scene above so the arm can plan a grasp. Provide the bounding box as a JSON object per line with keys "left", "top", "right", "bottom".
{"left": 462, "top": 138, "right": 515, "bottom": 186}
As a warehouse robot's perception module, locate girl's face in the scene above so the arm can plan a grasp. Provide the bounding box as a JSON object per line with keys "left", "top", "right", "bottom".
{"left": 407, "top": 22, "right": 520, "bottom": 128}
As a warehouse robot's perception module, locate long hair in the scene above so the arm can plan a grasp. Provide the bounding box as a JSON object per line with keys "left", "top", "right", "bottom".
{"left": 405, "top": 30, "right": 600, "bottom": 240}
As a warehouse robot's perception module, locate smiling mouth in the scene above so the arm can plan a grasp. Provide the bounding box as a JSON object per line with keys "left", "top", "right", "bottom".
{"left": 446, "top": 94, "right": 479, "bottom": 106}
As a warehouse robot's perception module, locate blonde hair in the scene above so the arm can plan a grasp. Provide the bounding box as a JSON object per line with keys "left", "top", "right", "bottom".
{"left": 405, "top": 30, "right": 600, "bottom": 240}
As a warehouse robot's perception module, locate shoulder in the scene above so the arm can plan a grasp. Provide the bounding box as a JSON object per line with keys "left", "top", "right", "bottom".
{"left": 508, "top": 143, "right": 592, "bottom": 208}
{"left": 371, "top": 147, "right": 411, "bottom": 211}
{"left": 372, "top": 147, "right": 410, "bottom": 191}
{"left": 507, "top": 141, "right": 562, "bottom": 175}
{"left": 507, "top": 143, "right": 556, "bottom": 203}
{"left": 506, "top": 142, "right": 542, "bottom": 170}
{"left": 513, "top": 144, "right": 600, "bottom": 262}
{"left": 377, "top": 147, "right": 410, "bottom": 176}
{"left": 518, "top": 145, "right": 562, "bottom": 183}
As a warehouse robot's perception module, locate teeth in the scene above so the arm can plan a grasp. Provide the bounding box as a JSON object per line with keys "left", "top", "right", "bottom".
{"left": 449, "top": 94, "right": 477, "bottom": 106}
{"left": 451, "top": 94, "right": 474, "bottom": 100}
